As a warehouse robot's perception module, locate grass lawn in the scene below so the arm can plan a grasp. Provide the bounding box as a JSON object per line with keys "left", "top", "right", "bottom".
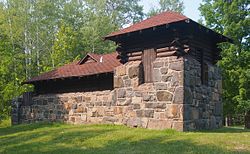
{"left": 0, "top": 119, "right": 249, "bottom": 154}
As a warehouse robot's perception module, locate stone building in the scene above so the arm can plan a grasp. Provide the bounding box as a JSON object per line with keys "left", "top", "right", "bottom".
{"left": 12, "top": 11, "right": 231, "bottom": 131}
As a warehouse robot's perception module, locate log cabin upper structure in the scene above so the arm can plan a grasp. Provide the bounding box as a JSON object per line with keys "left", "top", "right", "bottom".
{"left": 13, "top": 11, "right": 231, "bottom": 131}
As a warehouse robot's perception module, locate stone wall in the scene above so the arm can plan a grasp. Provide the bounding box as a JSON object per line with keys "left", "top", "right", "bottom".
{"left": 12, "top": 55, "right": 222, "bottom": 131}
{"left": 14, "top": 56, "right": 185, "bottom": 131}
{"left": 113, "top": 56, "right": 184, "bottom": 130}
{"left": 183, "top": 55, "right": 223, "bottom": 130}
{"left": 18, "top": 91, "right": 114, "bottom": 124}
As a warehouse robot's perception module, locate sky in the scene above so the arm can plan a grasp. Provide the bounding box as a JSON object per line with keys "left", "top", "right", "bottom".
{"left": 140, "top": 0, "right": 203, "bottom": 22}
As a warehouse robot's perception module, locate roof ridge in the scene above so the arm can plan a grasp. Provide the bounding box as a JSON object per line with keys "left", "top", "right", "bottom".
{"left": 131, "top": 11, "right": 187, "bottom": 27}
{"left": 105, "top": 11, "right": 188, "bottom": 38}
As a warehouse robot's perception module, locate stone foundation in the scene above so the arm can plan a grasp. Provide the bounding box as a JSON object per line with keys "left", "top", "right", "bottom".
{"left": 12, "top": 55, "right": 222, "bottom": 131}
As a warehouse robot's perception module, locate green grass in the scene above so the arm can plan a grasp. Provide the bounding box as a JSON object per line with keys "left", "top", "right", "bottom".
{"left": 0, "top": 119, "right": 249, "bottom": 154}
{"left": 0, "top": 118, "right": 11, "bottom": 128}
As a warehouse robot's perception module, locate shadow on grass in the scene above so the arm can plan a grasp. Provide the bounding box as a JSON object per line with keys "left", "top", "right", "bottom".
{"left": 193, "top": 127, "right": 250, "bottom": 134}
{"left": 1, "top": 123, "right": 249, "bottom": 154}
{"left": 0, "top": 123, "right": 117, "bottom": 154}
{"left": 0, "top": 122, "right": 59, "bottom": 136}
{"left": 4, "top": 135, "right": 245, "bottom": 154}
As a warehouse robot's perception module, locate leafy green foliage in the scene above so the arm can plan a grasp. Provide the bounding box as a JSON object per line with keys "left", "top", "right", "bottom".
{"left": 199, "top": 0, "right": 250, "bottom": 125}
{"left": 0, "top": 0, "right": 144, "bottom": 120}
{"left": 147, "top": 0, "right": 184, "bottom": 17}
{"left": 52, "top": 23, "right": 80, "bottom": 67}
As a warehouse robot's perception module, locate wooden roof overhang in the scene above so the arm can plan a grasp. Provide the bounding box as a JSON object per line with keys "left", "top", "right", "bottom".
{"left": 32, "top": 72, "right": 114, "bottom": 94}
{"left": 105, "top": 19, "right": 232, "bottom": 47}
{"left": 23, "top": 52, "right": 121, "bottom": 85}
{"left": 23, "top": 71, "right": 114, "bottom": 85}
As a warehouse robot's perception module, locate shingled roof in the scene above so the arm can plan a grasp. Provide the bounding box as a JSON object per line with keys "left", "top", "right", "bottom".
{"left": 105, "top": 11, "right": 232, "bottom": 43}
{"left": 25, "top": 52, "right": 121, "bottom": 84}
{"left": 105, "top": 11, "right": 188, "bottom": 38}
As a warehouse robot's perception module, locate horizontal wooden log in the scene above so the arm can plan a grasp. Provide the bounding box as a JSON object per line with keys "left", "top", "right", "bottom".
{"left": 157, "top": 47, "right": 170, "bottom": 52}
{"left": 184, "top": 48, "right": 191, "bottom": 53}
{"left": 175, "top": 46, "right": 192, "bottom": 54}
{"left": 156, "top": 47, "right": 176, "bottom": 52}
{"left": 156, "top": 47, "right": 170, "bottom": 53}
{"left": 123, "top": 39, "right": 179, "bottom": 53}
{"left": 156, "top": 51, "right": 176, "bottom": 57}
{"left": 183, "top": 44, "right": 190, "bottom": 48}
{"left": 127, "top": 51, "right": 143, "bottom": 57}
{"left": 128, "top": 56, "right": 142, "bottom": 61}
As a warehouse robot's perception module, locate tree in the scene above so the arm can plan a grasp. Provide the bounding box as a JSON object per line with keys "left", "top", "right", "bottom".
{"left": 51, "top": 0, "right": 144, "bottom": 64}
{"left": 84, "top": 0, "right": 144, "bottom": 27}
{"left": 0, "top": 0, "right": 145, "bottom": 121}
{"left": 147, "top": 0, "right": 184, "bottom": 17}
{"left": 199, "top": 0, "right": 250, "bottom": 128}
{"left": 0, "top": 2, "right": 29, "bottom": 120}
{"left": 51, "top": 23, "right": 80, "bottom": 67}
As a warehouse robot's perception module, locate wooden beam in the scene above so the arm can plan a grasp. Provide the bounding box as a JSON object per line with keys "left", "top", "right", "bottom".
{"left": 128, "top": 56, "right": 142, "bottom": 61}
{"left": 127, "top": 51, "right": 143, "bottom": 57}
{"left": 156, "top": 47, "right": 176, "bottom": 53}
{"left": 156, "top": 51, "right": 176, "bottom": 57}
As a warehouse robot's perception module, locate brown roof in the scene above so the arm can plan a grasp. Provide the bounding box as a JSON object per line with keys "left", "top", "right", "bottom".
{"left": 105, "top": 11, "right": 188, "bottom": 38}
{"left": 25, "top": 52, "right": 121, "bottom": 83}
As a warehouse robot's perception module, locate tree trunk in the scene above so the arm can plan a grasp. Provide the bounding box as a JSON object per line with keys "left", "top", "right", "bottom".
{"left": 225, "top": 115, "right": 233, "bottom": 127}
{"left": 245, "top": 111, "right": 250, "bottom": 129}
{"left": 225, "top": 116, "right": 228, "bottom": 127}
